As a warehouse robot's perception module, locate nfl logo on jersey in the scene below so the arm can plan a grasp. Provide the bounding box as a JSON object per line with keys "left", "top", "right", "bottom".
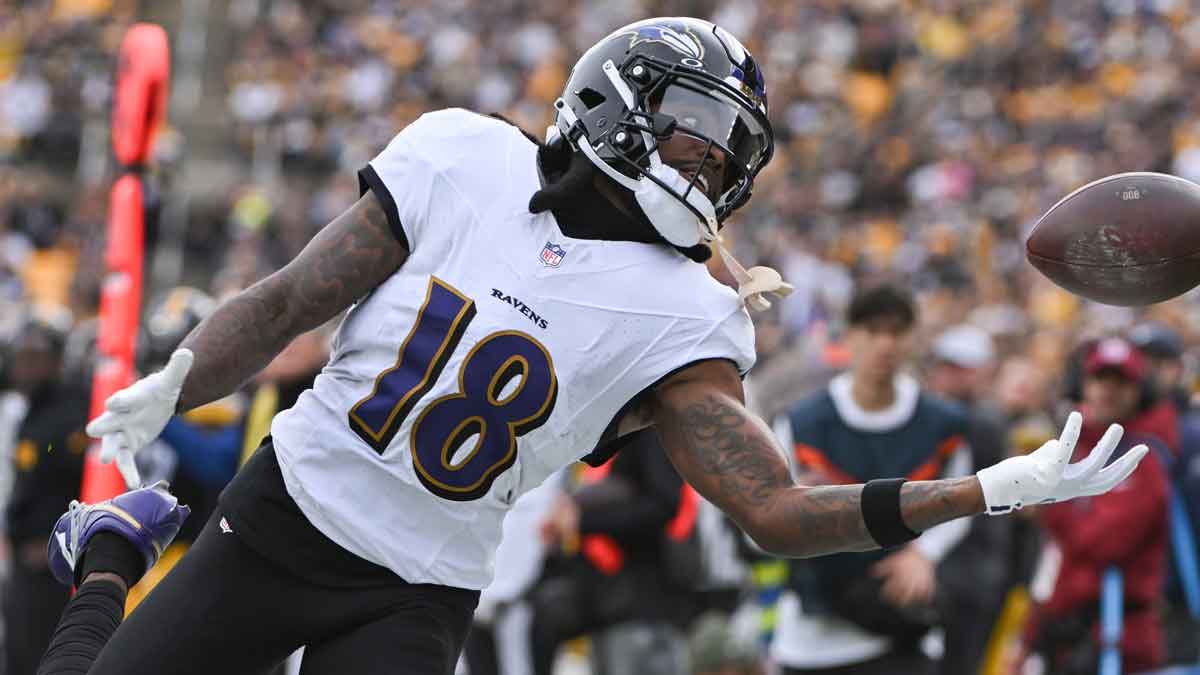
{"left": 539, "top": 242, "right": 566, "bottom": 267}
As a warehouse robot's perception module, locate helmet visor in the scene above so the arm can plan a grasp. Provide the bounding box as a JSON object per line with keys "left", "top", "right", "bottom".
{"left": 651, "top": 80, "right": 771, "bottom": 188}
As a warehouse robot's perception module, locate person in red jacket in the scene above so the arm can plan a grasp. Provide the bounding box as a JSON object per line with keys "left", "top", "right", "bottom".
{"left": 1024, "top": 337, "right": 1170, "bottom": 674}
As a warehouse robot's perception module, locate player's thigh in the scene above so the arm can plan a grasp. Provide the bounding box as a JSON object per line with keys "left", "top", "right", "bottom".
{"left": 88, "top": 515, "right": 307, "bottom": 675}
{"left": 299, "top": 589, "right": 476, "bottom": 675}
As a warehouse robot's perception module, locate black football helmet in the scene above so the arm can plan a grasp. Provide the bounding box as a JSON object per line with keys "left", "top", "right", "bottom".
{"left": 138, "top": 286, "right": 215, "bottom": 373}
{"left": 554, "top": 17, "right": 774, "bottom": 225}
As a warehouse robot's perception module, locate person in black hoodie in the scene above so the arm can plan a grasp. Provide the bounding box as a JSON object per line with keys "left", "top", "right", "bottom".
{"left": 532, "top": 429, "right": 697, "bottom": 675}
{"left": 3, "top": 316, "right": 90, "bottom": 675}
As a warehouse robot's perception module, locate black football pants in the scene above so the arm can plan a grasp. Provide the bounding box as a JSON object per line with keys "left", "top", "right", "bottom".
{"left": 41, "top": 510, "right": 478, "bottom": 675}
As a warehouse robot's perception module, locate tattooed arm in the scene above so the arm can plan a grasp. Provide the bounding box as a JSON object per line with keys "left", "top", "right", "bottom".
{"left": 174, "top": 193, "right": 407, "bottom": 411}
{"left": 652, "top": 360, "right": 985, "bottom": 557}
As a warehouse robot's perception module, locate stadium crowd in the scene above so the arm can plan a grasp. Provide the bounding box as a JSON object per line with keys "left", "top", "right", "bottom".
{"left": 2, "top": 0, "right": 1200, "bottom": 673}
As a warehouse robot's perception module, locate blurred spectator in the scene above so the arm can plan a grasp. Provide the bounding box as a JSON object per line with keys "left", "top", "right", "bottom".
{"left": 135, "top": 287, "right": 240, "bottom": 545}
{"left": 1129, "top": 321, "right": 1190, "bottom": 415}
{"left": 994, "top": 356, "right": 1056, "bottom": 451}
{"left": 251, "top": 324, "right": 332, "bottom": 415}
{"left": 1021, "top": 338, "right": 1171, "bottom": 674}
{"left": 770, "top": 285, "right": 970, "bottom": 675}
{"left": 926, "top": 325, "right": 996, "bottom": 408}
{"left": 1172, "top": 384, "right": 1200, "bottom": 666}
{"left": 924, "top": 324, "right": 1012, "bottom": 675}
{"left": 0, "top": 310, "right": 27, "bottom": 512}
{"left": 464, "top": 470, "right": 561, "bottom": 675}
{"left": 990, "top": 354, "right": 1059, "bottom": 624}
{"left": 532, "top": 432, "right": 698, "bottom": 675}
{"left": 14, "top": 1, "right": 1200, "bottom": 672}
{"left": 2, "top": 312, "right": 88, "bottom": 675}
{"left": 0, "top": 4, "right": 130, "bottom": 169}
{"left": 689, "top": 611, "right": 763, "bottom": 675}
{"left": 1129, "top": 321, "right": 1200, "bottom": 666}
{"left": 748, "top": 323, "right": 847, "bottom": 425}
{"left": 1082, "top": 336, "right": 1179, "bottom": 455}
{"left": 239, "top": 321, "right": 334, "bottom": 486}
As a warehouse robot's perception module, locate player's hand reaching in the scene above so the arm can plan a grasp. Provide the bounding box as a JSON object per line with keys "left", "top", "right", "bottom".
{"left": 975, "top": 411, "right": 1148, "bottom": 515}
{"left": 86, "top": 349, "right": 194, "bottom": 489}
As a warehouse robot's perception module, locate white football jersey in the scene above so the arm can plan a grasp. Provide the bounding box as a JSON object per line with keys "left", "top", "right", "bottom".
{"left": 270, "top": 108, "right": 755, "bottom": 589}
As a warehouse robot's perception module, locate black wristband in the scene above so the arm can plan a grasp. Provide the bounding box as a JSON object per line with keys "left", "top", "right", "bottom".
{"left": 861, "top": 478, "right": 920, "bottom": 548}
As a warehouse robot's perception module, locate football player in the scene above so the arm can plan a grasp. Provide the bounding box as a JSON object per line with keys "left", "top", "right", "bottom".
{"left": 36, "top": 17, "right": 1146, "bottom": 675}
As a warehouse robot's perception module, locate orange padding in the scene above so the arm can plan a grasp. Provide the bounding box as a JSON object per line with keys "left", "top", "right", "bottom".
{"left": 794, "top": 443, "right": 858, "bottom": 484}
{"left": 96, "top": 174, "right": 144, "bottom": 366}
{"left": 582, "top": 535, "right": 625, "bottom": 575}
{"left": 667, "top": 485, "right": 698, "bottom": 541}
{"left": 81, "top": 172, "right": 146, "bottom": 504}
{"left": 112, "top": 23, "right": 169, "bottom": 166}
{"left": 908, "top": 435, "right": 963, "bottom": 481}
{"left": 580, "top": 461, "right": 613, "bottom": 482}
{"left": 794, "top": 435, "right": 964, "bottom": 486}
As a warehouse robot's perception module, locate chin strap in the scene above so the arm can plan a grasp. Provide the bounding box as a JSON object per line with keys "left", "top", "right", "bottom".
{"left": 715, "top": 239, "right": 794, "bottom": 312}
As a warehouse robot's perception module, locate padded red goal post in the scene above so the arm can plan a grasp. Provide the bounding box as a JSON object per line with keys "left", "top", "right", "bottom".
{"left": 80, "top": 23, "right": 169, "bottom": 503}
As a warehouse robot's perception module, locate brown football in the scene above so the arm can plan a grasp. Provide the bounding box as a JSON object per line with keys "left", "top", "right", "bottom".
{"left": 1026, "top": 172, "right": 1200, "bottom": 306}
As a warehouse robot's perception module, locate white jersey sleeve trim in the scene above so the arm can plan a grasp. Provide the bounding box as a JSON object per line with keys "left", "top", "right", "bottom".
{"left": 357, "top": 164, "right": 411, "bottom": 250}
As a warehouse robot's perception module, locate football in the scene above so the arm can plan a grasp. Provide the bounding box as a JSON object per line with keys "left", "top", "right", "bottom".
{"left": 1026, "top": 172, "right": 1200, "bottom": 306}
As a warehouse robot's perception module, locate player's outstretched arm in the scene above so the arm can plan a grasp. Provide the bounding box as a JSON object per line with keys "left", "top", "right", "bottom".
{"left": 652, "top": 360, "right": 984, "bottom": 557}
{"left": 653, "top": 360, "right": 1147, "bottom": 558}
{"left": 89, "top": 192, "right": 408, "bottom": 486}
{"left": 176, "top": 192, "right": 407, "bottom": 411}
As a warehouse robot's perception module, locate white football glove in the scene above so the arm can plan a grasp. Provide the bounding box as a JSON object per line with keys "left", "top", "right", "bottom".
{"left": 976, "top": 411, "right": 1149, "bottom": 515}
{"left": 85, "top": 349, "right": 194, "bottom": 489}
